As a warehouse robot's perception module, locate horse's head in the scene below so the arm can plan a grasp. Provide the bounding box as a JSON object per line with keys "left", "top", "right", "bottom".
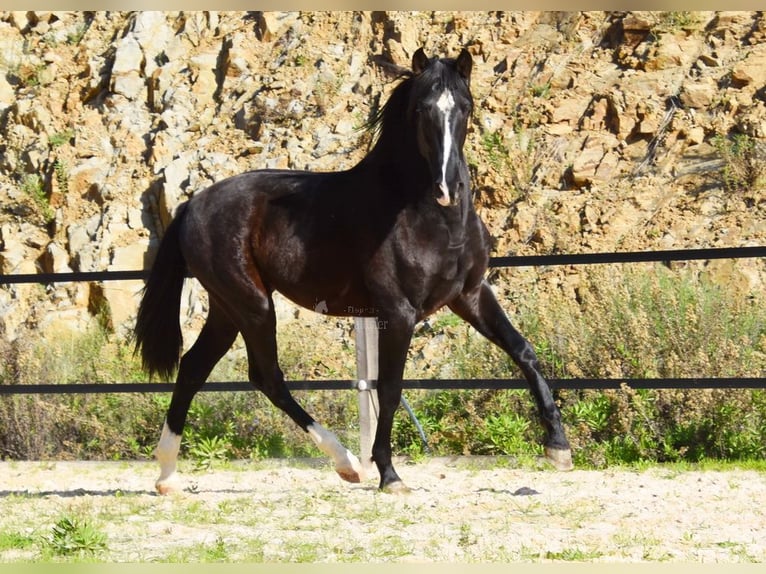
{"left": 409, "top": 48, "right": 473, "bottom": 207}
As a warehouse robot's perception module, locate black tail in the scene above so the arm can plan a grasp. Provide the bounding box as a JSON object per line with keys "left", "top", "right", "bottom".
{"left": 134, "top": 203, "right": 189, "bottom": 380}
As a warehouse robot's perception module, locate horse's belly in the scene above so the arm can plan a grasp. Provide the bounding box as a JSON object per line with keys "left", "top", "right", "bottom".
{"left": 271, "top": 273, "right": 374, "bottom": 318}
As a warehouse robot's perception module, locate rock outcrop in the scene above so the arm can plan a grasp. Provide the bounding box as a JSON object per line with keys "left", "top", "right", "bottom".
{"left": 0, "top": 11, "right": 764, "bottom": 342}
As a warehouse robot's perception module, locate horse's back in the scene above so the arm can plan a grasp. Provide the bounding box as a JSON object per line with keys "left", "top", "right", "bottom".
{"left": 176, "top": 168, "right": 371, "bottom": 306}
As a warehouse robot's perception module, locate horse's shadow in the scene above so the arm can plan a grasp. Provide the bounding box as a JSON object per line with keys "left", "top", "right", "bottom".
{"left": 0, "top": 485, "right": 538, "bottom": 498}
{"left": 0, "top": 484, "right": 382, "bottom": 498}
{"left": 477, "top": 486, "right": 541, "bottom": 496}
{"left": 0, "top": 488, "right": 155, "bottom": 499}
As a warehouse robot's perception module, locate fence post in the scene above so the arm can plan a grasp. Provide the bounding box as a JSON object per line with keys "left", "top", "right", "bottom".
{"left": 354, "top": 317, "right": 379, "bottom": 475}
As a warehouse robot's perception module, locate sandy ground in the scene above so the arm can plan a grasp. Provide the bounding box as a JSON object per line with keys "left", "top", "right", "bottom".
{"left": 1, "top": 458, "right": 765, "bottom": 562}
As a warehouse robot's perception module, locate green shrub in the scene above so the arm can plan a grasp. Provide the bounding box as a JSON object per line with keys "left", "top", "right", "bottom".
{"left": 49, "top": 129, "right": 75, "bottom": 148}
{"left": 518, "top": 264, "right": 765, "bottom": 380}
{"left": 21, "top": 173, "right": 54, "bottom": 224}
{"left": 44, "top": 515, "right": 107, "bottom": 557}
{"left": 0, "top": 326, "right": 166, "bottom": 459}
{"left": 712, "top": 133, "right": 766, "bottom": 195}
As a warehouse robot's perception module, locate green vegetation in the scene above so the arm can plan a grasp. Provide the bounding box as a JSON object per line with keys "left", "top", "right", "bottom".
{"left": 49, "top": 129, "right": 75, "bottom": 148}
{"left": 474, "top": 125, "right": 553, "bottom": 202}
{"left": 1, "top": 264, "right": 764, "bottom": 468}
{"left": 44, "top": 515, "right": 108, "bottom": 558}
{"left": 396, "top": 264, "right": 766, "bottom": 466}
{"left": 14, "top": 63, "right": 47, "bottom": 89}
{"left": 480, "top": 129, "right": 511, "bottom": 172}
{"left": 651, "top": 11, "right": 703, "bottom": 35}
{"left": 712, "top": 132, "right": 766, "bottom": 195}
{"left": 160, "top": 537, "right": 231, "bottom": 562}
{"left": 53, "top": 159, "right": 69, "bottom": 194}
{"left": 314, "top": 73, "right": 344, "bottom": 115}
{"left": 21, "top": 173, "right": 54, "bottom": 224}
{"left": 530, "top": 81, "right": 551, "bottom": 99}
{"left": 66, "top": 24, "right": 88, "bottom": 46}
{"left": 544, "top": 548, "right": 605, "bottom": 561}
{"left": 0, "top": 531, "right": 36, "bottom": 553}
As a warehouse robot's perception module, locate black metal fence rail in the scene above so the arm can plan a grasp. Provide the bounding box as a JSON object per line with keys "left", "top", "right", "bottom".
{"left": 1, "top": 245, "right": 764, "bottom": 394}
{"left": 489, "top": 245, "right": 766, "bottom": 268}
{"left": 1, "top": 246, "right": 764, "bottom": 286}
{"left": 1, "top": 377, "right": 765, "bottom": 396}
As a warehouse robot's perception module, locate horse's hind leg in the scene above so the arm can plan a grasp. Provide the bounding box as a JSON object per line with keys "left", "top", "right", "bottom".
{"left": 239, "top": 298, "right": 365, "bottom": 483}
{"left": 155, "top": 298, "right": 239, "bottom": 494}
{"left": 449, "top": 281, "right": 573, "bottom": 470}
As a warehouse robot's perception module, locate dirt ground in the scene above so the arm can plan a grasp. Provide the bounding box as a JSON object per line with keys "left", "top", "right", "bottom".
{"left": 1, "top": 458, "right": 765, "bottom": 562}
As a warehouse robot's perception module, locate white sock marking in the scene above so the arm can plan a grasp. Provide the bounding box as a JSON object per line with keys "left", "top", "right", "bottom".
{"left": 436, "top": 89, "right": 455, "bottom": 206}
{"left": 155, "top": 421, "right": 182, "bottom": 491}
{"left": 307, "top": 422, "right": 348, "bottom": 461}
{"left": 307, "top": 422, "right": 364, "bottom": 481}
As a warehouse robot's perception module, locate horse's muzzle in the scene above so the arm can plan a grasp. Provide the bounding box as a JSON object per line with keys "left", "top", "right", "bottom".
{"left": 435, "top": 180, "right": 464, "bottom": 207}
{"left": 436, "top": 182, "right": 452, "bottom": 206}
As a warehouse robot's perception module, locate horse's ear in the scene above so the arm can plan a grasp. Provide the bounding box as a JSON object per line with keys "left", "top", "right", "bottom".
{"left": 412, "top": 48, "right": 430, "bottom": 75}
{"left": 456, "top": 49, "right": 473, "bottom": 83}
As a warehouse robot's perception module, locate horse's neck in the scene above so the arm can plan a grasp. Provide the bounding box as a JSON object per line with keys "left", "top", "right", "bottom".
{"left": 353, "top": 141, "right": 473, "bottom": 218}
{"left": 361, "top": 132, "right": 422, "bottom": 173}
{"left": 352, "top": 144, "right": 428, "bottom": 199}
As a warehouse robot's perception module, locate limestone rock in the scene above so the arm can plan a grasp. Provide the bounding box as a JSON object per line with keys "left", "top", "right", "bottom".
{"left": 68, "top": 157, "right": 110, "bottom": 202}
{"left": 7, "top": 11, "right": 31, "bottom": 30}
{"left": 731, "top": 46, "right": 766, "bottom": 88}
{"left": 551, "top": 95, "right": 590, "bottom": 128}
{"left": 255, "top": 11, "right": 299, "bottom": 42}
{"left": 570, "top": 135, "right": 620, "bottom": 187}
{"left": 102, "top": 241, "right": 150, "bottom": 333}
{"left": 0, "top": 10, "right": 764, "bottom": 345}
{"left": 0, "top": 74, "right": 14, "bottom": 109}
{"left": 0, "top": 223, "right": 31, "bottom": 274}
{"left": 680, "top": 77, "right": 718, "bottom": 109}
{"left": 131, "top": 11, "right": 173, "bottom": 78}
{"left": 112, "top": 34, "right": 143, "bottom": 76}
{"left": 111, "top": 35, "right": 144, "bottom": 99}
{"left": 160, "top": 153, "right": 193, "bottom": 226}
{"left": 40, "top": 241, "right": 72, "bottom": 276}
{"left": 621, "top": 13, "right": 652, "bottom": 48}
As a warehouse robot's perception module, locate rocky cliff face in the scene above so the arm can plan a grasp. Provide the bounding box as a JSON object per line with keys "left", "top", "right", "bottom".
{"left": 0, "top": 11, "right": 764, "bottom": 342}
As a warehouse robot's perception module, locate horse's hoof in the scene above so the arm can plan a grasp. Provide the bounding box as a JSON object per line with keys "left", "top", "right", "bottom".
{"left": 381, "top": 480, "right": 411, "bottom": 495}
{"left": 336, "top": 467, "right": 363, "bottom": 483}
{"left": 155, "top": 480, "right": 179, "bottom": 495}
{"left": 544, "top": 447, "right": 574, "bottom": 471}
{"left": 336, "top": 453, "right": 366, "bottom": 483}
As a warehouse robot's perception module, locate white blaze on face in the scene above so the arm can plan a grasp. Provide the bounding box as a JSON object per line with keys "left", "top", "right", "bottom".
{"left": 436, "top": 89, "right": 456, "bottom": 207}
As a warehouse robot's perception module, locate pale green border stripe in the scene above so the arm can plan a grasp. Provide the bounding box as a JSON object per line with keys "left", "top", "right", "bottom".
{"left": 8, "top": 3, "right": 766, "bottom": 11}
{"left": 1, "top": 6, "right": 762, "bottom": 574}
{"left": 3, "top": 562, "right": 766, "bottom": 571}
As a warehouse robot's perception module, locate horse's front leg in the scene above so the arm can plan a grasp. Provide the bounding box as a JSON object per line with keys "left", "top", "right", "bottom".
{"left": 449, "top": 280, "right": 573, "bottom": 470}
{"left": 371, "top": 315, "right": 415, "bottom": 493}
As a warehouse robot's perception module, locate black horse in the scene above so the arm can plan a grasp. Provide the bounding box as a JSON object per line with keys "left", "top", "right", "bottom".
{"left": 135, "top": 48, "right": 572, "bottom": 494}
